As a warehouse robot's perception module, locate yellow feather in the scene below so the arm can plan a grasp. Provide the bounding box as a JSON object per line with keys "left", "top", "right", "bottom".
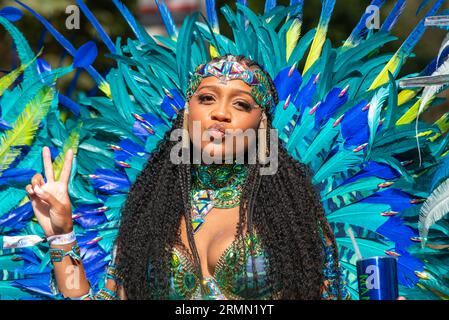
{"left": 52, "top": 123, "right": 82, "bottom": 181}
{"left": 0, "top": 49, "right": 42, "bottom": 96}
{"left": 286, "top": 18, "right": 302, "bottom": 61}
{"left": 368, "top": 54, "right": 403, "bottom": 91}
{"left": 303, "top": 28, "right": 326, "bottom": 73}
{"left": 435, "top": 113, "right": 449, "bottom": 134}
{"left": 396, "top": 96, "right": 435, "bottom": 125}
{"left": 398, "top": 89, "right": 418, "bottom": 106}
{"left": 209, "top": 45, "right": 219, "bottom": 59}
{"left": 0, "top": 87, "right": 54, "bottom": 172}
{"left": 99, "top": 81, "right": 112, "bottom": 98}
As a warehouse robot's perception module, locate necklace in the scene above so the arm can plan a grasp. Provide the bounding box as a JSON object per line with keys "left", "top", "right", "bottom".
{"left": 190, "top": 163, "right": 248, "bottom": 234}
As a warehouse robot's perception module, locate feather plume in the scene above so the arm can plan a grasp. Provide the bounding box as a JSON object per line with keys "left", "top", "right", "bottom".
{"left": 303, "top": 0, "right": 336, "bottom": 73}
{"left": 419, "top": 177, "right": 449, "bottom": 247}
{"left": 343, "top": 0, "right": 386, "bottom": 48}
{"left": 381, "top": 0, "right": 407, "bottom": 32}
{"left": 0, "top": 87, "right": 54, "bottom": 172}
{"left": 368, "top": 0, "right": 445, "bottom": 90}
{"left": 368, "top": 86, "right": 389, "bottom": 148}
{"left": 155, "top": 0, "right": 179, "bottom": 38}
{"left": 76, "top": 0, "right": 116, "bottom": 53}
{"left": 205, "top": 0, "right": 219, "bottom": 33}
{"left": 0, "top": 50, "right": 40, "bottom": 96}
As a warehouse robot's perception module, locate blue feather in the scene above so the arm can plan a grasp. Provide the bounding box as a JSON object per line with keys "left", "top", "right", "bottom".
{"left": 14, "top": 1, "right": 105, "bottom": 85}
{"left": 73, "top": 41, "right": 98, "bottom": 69}
{"left": 155, "top": 0, "right": 178, "bottom": 38}
{"left": 273, "top": 66, "right": 303, "bottom": 102}
{"left": 205, "top": 0, "right": 219, "bottom": 32}
{"left": 36, "top": 26, "right": 47, "bottom": 53}
{"left": 76, "top": 0, "right": 116, "bottom": 53}
{"left": 290, "top": 0, "right": 304, "bottom": 16}
{"left": 58, "top": 93, "right": 80, "bottom": 116}
{"left": 0, "top": 168, "right": 36, "bottom": 187}
{"left": 293, "top": 73, "right": 319, "bottom": 119}
{"left": 160, "top": 88, "right": 185, "bottom": 120}
{"left": 0, "top": 118, "right": 12, "bottom": 130}
{"left": 89, "top": 169, "right": 131, "bottom": 195}
{"left": 0, "top": 202, "right": 33, "bottom": 231}
{"left": 112, "top": 0, "right": 151, "bottom": 43}
{"left": 398, "top": 0, "right": 445, "bottom": 58}
{"left": 264, "top": 0, "right": 277, "bottom": 14}
{"left": 362, "top": 189, "right": 415, "bottom": 212}
{"left": 381, "top": 0, "right": 407, "bottom": 32}
{"left": 416, "top": 0, "right": 431, "bottom": 15}
{"left": 377, "top": 217, "right": 417, "bottom": 250}
{"left": 314, "top": 86, "right": 349, "bottom": 128}
{"left": 344, "top": 0, "right": 386, "bottom": 47}
{"left": 0, "top": 6, "right": 23, "bottom": 22}
{"left": 340, "top": 100, "right": 369, "bottom": 148}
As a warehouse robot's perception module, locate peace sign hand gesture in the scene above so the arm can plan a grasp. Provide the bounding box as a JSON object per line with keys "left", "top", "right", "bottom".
{"left": 25, "top": 147, "right": 74, "bottom": 237}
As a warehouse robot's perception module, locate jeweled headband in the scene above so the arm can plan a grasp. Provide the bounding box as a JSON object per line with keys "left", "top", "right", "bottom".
{"left": 185, "top": 60, "right": 275, "bottom": 111}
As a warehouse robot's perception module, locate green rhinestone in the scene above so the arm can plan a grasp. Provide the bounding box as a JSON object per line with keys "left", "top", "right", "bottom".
{"left": 184, "top": 273, "right": 197, "bottom": 290}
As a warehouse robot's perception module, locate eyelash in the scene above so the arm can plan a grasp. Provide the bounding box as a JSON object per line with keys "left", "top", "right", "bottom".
{"left": 197, "top": 94, "right": 252, "bottom": 111}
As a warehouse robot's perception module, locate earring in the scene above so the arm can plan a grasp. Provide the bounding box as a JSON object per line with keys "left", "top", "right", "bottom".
{"left": 182, "top": 105, "right": 190, "bottom": 150}
{"left": 258, "top": 112, "right": 268, "bottom": 164}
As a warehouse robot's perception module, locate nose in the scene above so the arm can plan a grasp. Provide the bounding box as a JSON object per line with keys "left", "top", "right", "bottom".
{"left": 210, "top": 101, "right": 231, "bottom": 122}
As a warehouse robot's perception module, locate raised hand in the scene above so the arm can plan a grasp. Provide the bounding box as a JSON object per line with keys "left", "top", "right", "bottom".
{"left": 25, "top": 146, "right": 74, "bottom": 237}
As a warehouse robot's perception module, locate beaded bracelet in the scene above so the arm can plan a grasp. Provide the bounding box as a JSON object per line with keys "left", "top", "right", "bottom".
{"left": 105, "top": 264, "right": 124, "bottom": 286}
{"left": 49, "top": 243, "right": 81, "bottom": 263}
{"left": 95, "top": 287, "right": 119, "bottom": 300}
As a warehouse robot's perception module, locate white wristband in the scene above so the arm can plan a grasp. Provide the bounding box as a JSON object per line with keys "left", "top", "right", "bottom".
{"left": 46, "top": 230, "right": 76, "bottom": 246}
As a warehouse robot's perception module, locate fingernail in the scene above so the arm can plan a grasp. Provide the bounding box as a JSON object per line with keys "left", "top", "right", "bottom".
{"left": 34, "top": 185, "right": 43, "bottom": 195}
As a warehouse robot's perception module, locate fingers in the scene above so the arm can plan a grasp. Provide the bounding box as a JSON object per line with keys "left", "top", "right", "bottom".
{"left": 33, "top": 185, "right": 64, "bottom": 213}
{"left": 59, "top": 149, "right": 74, "bottom": 185}
{"left": 31, "top": 173, "right": 45, "bottom": 189}
{"left": 42, "top": 146, "right": 54, "bottom": 183}
{"left": 25, "top": 184, "right": 35, "bottom": 199}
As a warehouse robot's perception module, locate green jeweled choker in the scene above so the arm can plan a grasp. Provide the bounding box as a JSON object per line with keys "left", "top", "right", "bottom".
{"left": 190, "top": 163, "right": 248, "bottom": 233}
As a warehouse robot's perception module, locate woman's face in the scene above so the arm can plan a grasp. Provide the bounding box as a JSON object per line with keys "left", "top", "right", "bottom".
{"left": 188, "top": 76, "right": 263, "bottom": 162}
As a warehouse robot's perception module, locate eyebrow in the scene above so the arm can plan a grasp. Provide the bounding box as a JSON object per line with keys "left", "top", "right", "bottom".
{"left": 196, "top": 85, "right": 254, "bottom": 99}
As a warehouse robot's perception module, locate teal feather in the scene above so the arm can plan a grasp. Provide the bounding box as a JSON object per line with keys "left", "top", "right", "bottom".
{"left": 0, "top": 16, "right": 38, "bottom": 87}
{"left": 313, "top": 149, "right": 363, "bottom": 184}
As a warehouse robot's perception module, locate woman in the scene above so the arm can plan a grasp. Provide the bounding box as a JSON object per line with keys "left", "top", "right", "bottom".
{"left": 26, "top": 54, "right": 349, "bottom": 300}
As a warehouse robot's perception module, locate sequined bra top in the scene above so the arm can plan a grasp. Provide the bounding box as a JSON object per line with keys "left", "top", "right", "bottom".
{"left": 168, "top": 228, "right": 349, "bottom": 300}
{"left": 165, "top": 163, "right": 350, "bottom": 300}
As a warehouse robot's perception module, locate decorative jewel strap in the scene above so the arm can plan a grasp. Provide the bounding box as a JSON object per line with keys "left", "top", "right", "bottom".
{"left": 49, "top": 243, "right": 81, "bottom": 263}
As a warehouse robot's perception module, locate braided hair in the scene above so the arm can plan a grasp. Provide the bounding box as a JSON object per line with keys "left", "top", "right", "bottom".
{"left": 115, "top": 54, "right": 342, "bottom": 300}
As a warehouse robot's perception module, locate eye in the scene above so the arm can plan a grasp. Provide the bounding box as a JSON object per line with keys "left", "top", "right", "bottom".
{"left": 198, "top": 94, "right": 215, "bottom": 104}
{"left": 233, "top": 100, "right": 252, "bottom": 111}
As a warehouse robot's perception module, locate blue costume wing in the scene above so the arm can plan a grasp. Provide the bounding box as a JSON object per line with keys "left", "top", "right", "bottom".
{"left": 1, "top": 0, "right": 449, "bottom": 300}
